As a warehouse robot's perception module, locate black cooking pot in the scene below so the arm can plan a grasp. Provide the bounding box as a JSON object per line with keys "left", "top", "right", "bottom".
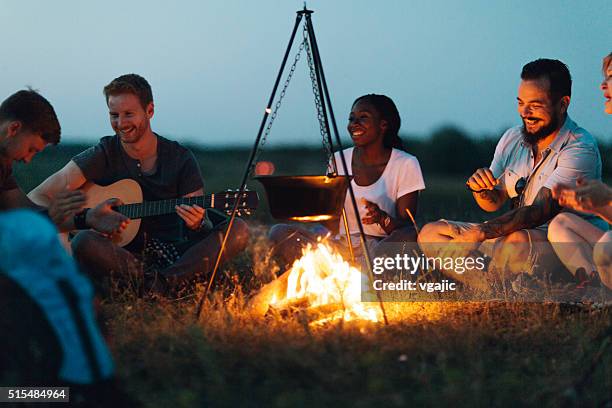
{"left": 254, "top": 175, "right": 351, "bottom": 222}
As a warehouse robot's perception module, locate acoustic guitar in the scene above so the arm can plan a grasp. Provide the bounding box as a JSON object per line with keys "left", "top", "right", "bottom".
{"left": 62, "top": 178, "right": 258, "bottom": 247}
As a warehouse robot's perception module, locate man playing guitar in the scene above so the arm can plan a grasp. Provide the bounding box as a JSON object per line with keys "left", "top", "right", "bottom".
{"left": 29, "top": 74, "right": 250, "bottom": 295}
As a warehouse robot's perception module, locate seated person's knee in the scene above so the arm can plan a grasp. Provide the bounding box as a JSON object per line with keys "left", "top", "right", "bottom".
{"left": 493, "top": 231, "right": 529, "bottom": 258}
{"left": 594, "top": 236, "right": 612, "bottom": 268}
{"left": 547, "top": 212, "right": 576, "bottom": 242}
{"left": 417, "top": 221, "right": 449, "bottom": 258}
{"left": 594, "top": 236, "right": 612, "bottom": 289}
{"left": 417, "top": 221, "right": 447, "bottom": 244}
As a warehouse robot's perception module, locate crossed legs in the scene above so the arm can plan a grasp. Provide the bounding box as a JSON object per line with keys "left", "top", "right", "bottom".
{"left": 418, "top": 220, "right": 564, "bottom": 291}
{"left": 72, "top": 219, "right": 250, "bottom": 292}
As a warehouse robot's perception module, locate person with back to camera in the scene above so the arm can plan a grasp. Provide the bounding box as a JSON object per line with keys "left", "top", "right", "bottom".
{"left": 0, "top": 89, "right": 134, "bottom": 405}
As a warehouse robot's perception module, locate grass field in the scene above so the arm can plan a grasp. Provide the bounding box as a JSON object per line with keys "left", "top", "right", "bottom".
{"left": 13, "top": 144, "right": 612, "bottom": 407}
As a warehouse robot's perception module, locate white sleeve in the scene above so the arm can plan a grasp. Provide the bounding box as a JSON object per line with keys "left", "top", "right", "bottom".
{"left": 397, "top": 156, "right": 426, "bottom": 198}
{"left": 331, "top": 150, "right": 351, "bottom": 176}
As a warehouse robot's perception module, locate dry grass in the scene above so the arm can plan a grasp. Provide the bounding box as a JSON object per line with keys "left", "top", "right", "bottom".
{"left": 15, "top": 146, "right": 612, "bottom": 406}
{"left": 101, "top": 226, "right": 612, "bottom": 408}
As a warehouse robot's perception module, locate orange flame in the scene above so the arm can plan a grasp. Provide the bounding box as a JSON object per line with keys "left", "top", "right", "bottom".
{"left": 269, "top": 241, "right": 381, "bottom": 324}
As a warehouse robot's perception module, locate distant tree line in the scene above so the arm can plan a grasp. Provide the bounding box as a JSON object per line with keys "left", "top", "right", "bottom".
{"left": 243, "top": 125, "right": 611, "bottom": 179}
{"left": 31, "top": 126, "right": 611, "bottom": 183}
{"left": 400, "top": 125, "right": 611, "bottom": 179}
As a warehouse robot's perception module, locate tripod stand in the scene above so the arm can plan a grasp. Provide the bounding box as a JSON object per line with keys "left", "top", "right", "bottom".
{"left": 196, "top": 7, "right": 388, "bottom": 325}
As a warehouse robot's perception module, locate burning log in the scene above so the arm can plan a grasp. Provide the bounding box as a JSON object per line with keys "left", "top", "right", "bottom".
{"left": 267, "top": 302, "right": 347, "bottom": 323}
{"left": 248, "top": 269, "right": 290, "bottom": 316}
{"left": 248, "top": 241, "right": 382, "bottom": 324}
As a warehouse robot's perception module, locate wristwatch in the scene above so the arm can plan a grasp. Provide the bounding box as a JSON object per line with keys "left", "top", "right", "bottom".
{"left": 73, "top": 208, "right": 90, "bottom": 230}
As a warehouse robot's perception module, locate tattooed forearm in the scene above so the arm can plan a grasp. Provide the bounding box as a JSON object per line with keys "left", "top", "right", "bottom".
{"left": 476, "top": 189, "right": 500, "bottom": 204}
{"left": 472, "top": 188, "right": 507, "bottom": 212}
{"left": 480, "top": 187, "right": 560, "bottom": 239}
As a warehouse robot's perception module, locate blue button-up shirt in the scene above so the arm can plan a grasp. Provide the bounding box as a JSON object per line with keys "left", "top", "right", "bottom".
{"left": 490, "top": 116, "right": 601, "bottom": 205}
{"left": 489, "top": 116, "right": 606, "bottom": 229}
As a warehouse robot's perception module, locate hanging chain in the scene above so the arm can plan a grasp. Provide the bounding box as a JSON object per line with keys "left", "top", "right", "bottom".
{"left": 303, "top": 24, "right": 334, "bottom": 169}
{"left": 249, "top": 35, "right": 308, "bottom": 177}
{"left": 251, "top": 22, "right": 334, "bottom": 176}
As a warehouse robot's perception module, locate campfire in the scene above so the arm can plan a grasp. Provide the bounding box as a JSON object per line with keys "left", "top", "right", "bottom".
{"left": 249, "top": 240, "right": 382, "bottom": 325}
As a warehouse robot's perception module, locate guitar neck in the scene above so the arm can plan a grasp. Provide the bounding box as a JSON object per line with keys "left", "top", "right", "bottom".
{"left": 116, "top": 195, "right": 214, "bottom": 219}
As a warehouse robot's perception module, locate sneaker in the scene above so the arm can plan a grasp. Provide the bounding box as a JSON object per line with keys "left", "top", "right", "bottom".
{"left": 573, "top": 275, "right": 611, "bottom": 305}
{"left": 574, "top": 267, "right": 601, "bottom": 289}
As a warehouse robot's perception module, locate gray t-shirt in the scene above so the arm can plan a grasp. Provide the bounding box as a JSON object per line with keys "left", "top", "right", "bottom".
{"left": 73, "top": 134, "right": 203, "bottom": 250}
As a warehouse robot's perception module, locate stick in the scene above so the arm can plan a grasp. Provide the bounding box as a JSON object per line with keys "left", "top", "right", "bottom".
{"left": 405, "top": 208, "right": 420, "bottom": 235}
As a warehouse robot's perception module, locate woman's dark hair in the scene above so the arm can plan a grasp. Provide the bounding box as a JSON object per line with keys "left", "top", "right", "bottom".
{"left": 352, "top": 94, "right": 404, "bottom": 150}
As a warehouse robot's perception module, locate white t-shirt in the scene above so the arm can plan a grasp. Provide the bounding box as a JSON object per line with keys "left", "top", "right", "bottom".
{"left": 334, "top": 147, "right": 425, "bottom": 237}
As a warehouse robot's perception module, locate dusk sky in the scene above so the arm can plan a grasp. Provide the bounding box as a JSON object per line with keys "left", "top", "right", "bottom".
{"left": 1, "top": 0, "right": 610, "bottom": 146}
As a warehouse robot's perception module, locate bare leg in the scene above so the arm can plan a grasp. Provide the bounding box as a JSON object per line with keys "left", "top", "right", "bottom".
{"left": 492, "top": 229, "right": 569, "bottom": 281}
{"left": 417, "top": 221, "right": 490, "bottom": 291}
{"left": 594, "top": 231, "right": 612, "bottom": 289}
{"left": 161, "top": 218, "right": 250, "bottom": 285}
{"left": 417, "top": 220, "right": 456, "bottom": 247}
{"left": 548, "top": 213, "right": 606, "bottom": 278}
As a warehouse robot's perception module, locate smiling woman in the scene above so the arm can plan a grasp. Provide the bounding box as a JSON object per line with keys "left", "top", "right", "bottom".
{"left": 268, "top": 94, "right": 426, "bottom": 269}
{"left": 336, "top": 94, "right": 425, "bottom": 242}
